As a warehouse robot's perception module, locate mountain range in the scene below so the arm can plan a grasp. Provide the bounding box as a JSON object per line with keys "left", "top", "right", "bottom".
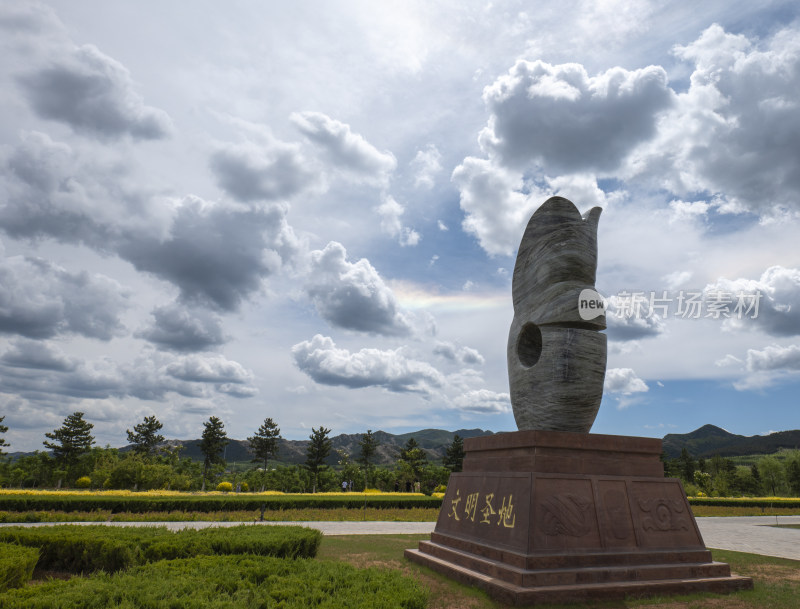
{"left": 10, "top": 425, "right": 799, "bottom": 465}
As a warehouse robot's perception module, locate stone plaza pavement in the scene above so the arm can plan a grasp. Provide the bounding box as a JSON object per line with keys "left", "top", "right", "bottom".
{"left": 3, "top": 515, "right": 799, "bottom": 561}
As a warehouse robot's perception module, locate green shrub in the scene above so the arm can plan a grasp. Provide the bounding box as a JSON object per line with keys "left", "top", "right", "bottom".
{"left": 0, "top": 542, "right": 39, "bottom": 592}
{"left": 216, "top": 481, "right": 234, "bottom": 492}
{"left": 239, "top": 481, "right": 249, "bottom": 492}
{"left": 0, "top": 524, "right": 321, "bottom": 573}
{"left": 1, "top": 554, "right": 427, "bottom": 609}
{"left": 75, "top": 476, "right": 92, "bottom": 489}
{"left": 0, "top": 493, "right": 442, "bottom": 513}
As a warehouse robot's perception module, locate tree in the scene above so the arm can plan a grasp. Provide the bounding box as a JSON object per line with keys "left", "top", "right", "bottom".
{"left": 0, "top": 416, "right": 8, "bottom": 456}
{"left": 199, "top": 416, "right": 228, "bottom": 491}
{"left": 786, "top": 451, "right": 800, "bottom": 496}
{"left": 398, "top": 437, "right": 428, "bottom": 481}
{"left": 126, "top": 415, "right": 164, "bottom": 457}
{"left": 248, "top": 417, "right": 282, "bottom": 471}
{"left": 757, "top": 456, "right": 784, "bottom": 496}
{"left": 43, "top": 412, "right": 95, "bottom": 471}
{"left": 357, "top": 429, "right": 380, "bottom": 489}
{"left": 443, "top": 434, "right": 465, "bottom": 472}
{"left": 305, "top": 426, "right": 332, "bottom": 493}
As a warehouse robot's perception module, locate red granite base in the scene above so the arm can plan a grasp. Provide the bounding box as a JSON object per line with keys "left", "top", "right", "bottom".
{"left": 405, "top": 431, "right": 752, "bottom": 605}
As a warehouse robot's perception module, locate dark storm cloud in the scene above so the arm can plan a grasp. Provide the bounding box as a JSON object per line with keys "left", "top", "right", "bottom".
{"left": 305, "top": 241, "right": 413, "bottom": 336}
{"left": 119, "top": 197, "right": 299, "bottom": 311}
{"left": 0, "top": 339, "right": 75, "bottom": 371}
{"left": 18, "top": 44, "right": 172, "bottom": 140}
{"left": 137, "top": 303, "right": 227, "bottom": 352}
{"left": 210, "top": 140, "right": 315, "bottom": 202}
{"left": 479, "top": 60, "right": 673, "bottom": 173}
{"left": 0, "top": 253, "right": 128, "bottom": 340}
{"left": 0, "top": 133, "right": 300, "bottom": 313}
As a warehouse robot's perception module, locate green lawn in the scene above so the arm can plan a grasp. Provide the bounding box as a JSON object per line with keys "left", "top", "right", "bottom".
{"left": 321, "top": 535, "right": 800, "bottom": 609}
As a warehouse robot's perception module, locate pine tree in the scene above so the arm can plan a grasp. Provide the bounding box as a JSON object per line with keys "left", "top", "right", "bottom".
{"left": 248, "top": 417, "right": 282, "bottom": 471}
{"left": 126, "top": 415, "right": 165, "bottom": 457}
{"left": 199, "top": 416, "right": 228, "bottom": 491}
{"left": 305, "top": 426, "right": 332, "bottom": 493}
{"left": 443, "top": 434, "right": 465, "bottom": 472}
{"left": 43, "top": 412, "right": 95, "bottom": 468}
{"left": 357, "top": 429, "right": 380, "bottom": 488}
{"left": 0, "top": 415, "right": 8, "bottom": 456}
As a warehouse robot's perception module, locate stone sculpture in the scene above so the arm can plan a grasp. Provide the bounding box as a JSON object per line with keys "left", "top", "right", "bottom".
{"left": 507, "top": 196, "right": 606, "bottom": 432}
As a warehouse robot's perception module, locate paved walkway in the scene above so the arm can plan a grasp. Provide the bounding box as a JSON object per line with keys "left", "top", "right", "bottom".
{"left": 3, "top": 516, "right": 799, "bottom": 561}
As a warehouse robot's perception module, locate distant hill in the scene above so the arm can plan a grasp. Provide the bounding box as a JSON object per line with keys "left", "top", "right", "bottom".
{"left": 146, "top": 428, "right": 494, "bottom": 467}
{"left": 662, "top": 424, "right": 800, "bottom": 459}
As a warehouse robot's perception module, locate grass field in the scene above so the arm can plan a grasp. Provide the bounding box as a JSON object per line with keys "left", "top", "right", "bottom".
{"left": 320, "top": 535, "right": 800, "bottom": 609}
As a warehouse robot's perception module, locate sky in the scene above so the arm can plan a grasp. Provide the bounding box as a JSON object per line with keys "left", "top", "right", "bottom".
{"left": 1, "top": 1, "right": 799, "bottom": 453}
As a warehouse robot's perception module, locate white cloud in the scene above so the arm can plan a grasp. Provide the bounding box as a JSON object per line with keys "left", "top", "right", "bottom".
{"left": 706, "top": 266, "right": 800, "bottom": 336}
{"left": 411, "top": 144, "right": 442, "bottom": 189}
{"left": 291, "top": 334, "right": 445, "bottom": 394}
{"left": 305, "top": 241, "right": 413, "bottom": 336}
{"left": 745, "top": 344, "right": 800, "bottom": 372}
{"left": 452, "top": 389, "right": 511, "bottom": 414}
{"left": 604, "top": 367, "right": 649, "bottom": 394}
{"left": 290, "top": 111, "right": 396, "bottom": 184}
{"left": 376, "top": 195, "right": 421, "bottom": 247}
{"left": 433, "top": 341, "right": 485, "bottom": 366}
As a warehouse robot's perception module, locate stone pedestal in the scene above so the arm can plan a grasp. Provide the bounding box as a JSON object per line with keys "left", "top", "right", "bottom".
{"left": 405, "top": 431, "right": 752, "bottom": 605}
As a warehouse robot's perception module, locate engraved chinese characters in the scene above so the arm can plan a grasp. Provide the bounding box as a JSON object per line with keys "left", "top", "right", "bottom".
{"left": 507, "top": 197, "right": 607, "bottom": 432}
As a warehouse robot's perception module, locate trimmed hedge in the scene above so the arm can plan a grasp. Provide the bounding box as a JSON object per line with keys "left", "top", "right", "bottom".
{"left": 1, "top": 554, "right": 428, "bottom": 609}
{"left": 688, "top": 497, "right": 800, "bottom": 508}
{"left": 0, "top": 524, "right": 321, "bottom": 573}
{"left": 0, "top": 493, "right": 442, "bottom": 513}
{"left": 0, "top": 542, "right": 38, "bottom": 592}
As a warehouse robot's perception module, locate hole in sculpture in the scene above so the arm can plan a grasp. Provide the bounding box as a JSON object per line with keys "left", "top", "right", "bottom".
{"left": 517, "top": 322, "right": 542, "bottom": 368}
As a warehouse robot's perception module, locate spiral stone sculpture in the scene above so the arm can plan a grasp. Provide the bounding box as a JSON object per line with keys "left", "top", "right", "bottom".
{"left": 507, "top": 196, "right": 607, "bottom": 432}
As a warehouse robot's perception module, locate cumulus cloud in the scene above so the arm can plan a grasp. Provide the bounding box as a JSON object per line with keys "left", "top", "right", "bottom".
{"left": 745, "top": 344, "right": 800, "bottom": 372}
{"left": 604, "top": 367, "right": 649, "bottom": 395}
{"left": 705, "top": 266, "right": 800, "bottom": 336}
{"left": 290, "top": 111, "right": 396, "bottom": 184}
{"left": 137, "top": 303, "right": 227, "bottom": 352}
{"left": 452, "top": 389, "right": 510, "bottom": 414}
{"left": 451, "top": 157, "right": 543, "bottom": 256}
{"left": 0, "top": 252, "right": 128, "bottom": 340}
{"left": 376, "top": 196, "right": 421, "bottom": 247}
{"left": 0, "top": 345, "right": 256, "bottom": 404}
{"left": 433, "top": 341, "right": 485, "bottom": 366}
{"left": 209, "top": 139, "right": 315, "bottom": 202}
{"left": 628, "top": 24, "right": 800, "bottom": 212}
{"left": 605, "top": 294, "right": 666, "bottom": 341}
{"left": 18, "top": 44, "right": 172, "bottom": 140}
{"left": 411, "top": 144, "right": 442, "bottom": 189}
{"left": 478, "top": 59, "right": 672, "bottom": 172}
{"left": 291, "top": 334, "right": 445, "bottom": 394}
{"left": 305, "top": 241, "right": 413, "bottom": 336}
{"left": 730, "top": 343, "right": 800, "bottom": 391}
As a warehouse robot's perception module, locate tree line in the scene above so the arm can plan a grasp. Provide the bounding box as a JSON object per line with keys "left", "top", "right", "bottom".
{"left": 0, "top": 412, "right": 466, "bottom": 493}
{"left": 664, "top": 448, "right": 800, "bottom": 497}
